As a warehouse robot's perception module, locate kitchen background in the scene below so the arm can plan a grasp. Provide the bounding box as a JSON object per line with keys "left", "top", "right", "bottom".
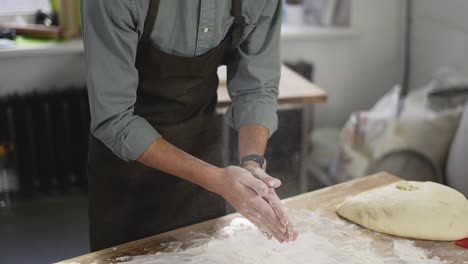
{"left": 0, "top": 0, "right": 467, "bottom": 263}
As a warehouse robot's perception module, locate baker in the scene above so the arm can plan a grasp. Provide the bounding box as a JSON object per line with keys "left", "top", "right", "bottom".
{"left": 81, "top": 0, "right": 298, "bottom": 251}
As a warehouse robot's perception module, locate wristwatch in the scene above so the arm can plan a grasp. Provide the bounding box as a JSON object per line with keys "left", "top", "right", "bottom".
{"left": 240, "top": 154, "right": 267, "bottom": 170}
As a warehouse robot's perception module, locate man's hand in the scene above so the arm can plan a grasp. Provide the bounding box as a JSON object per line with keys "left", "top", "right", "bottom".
{"left": 137, "top": 138, "right": 298, "bottom": 242}
{"left": 214, "top": 166, "right": 295, "bottom": 243}
{"left": 243, "top": 165, "right": 299, "bottom": 241}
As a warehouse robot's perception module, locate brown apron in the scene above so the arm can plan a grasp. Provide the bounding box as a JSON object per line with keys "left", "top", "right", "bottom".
{"left": 87, "top": 0, "right": 246, "bottom": 251}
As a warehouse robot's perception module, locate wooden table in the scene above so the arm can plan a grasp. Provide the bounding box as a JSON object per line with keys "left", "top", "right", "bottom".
{"left": 217, "top": 65, "right": 327, "bottom": 193}
{"left": 216, "top": 65, "right": 327, "bottom": 107}
{"left": 59, "top": 173, "right": 467, "bottom": 264}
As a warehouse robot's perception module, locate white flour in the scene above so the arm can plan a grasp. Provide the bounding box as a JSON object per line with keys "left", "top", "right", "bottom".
{"left": 393, "top": 240, "right": 447, "bottom": 264}
{"left": 116, "top": 256, "right": 131, "bottom": 262}
{"left": 115, "top": 210, "right": 450, "bottom": 264}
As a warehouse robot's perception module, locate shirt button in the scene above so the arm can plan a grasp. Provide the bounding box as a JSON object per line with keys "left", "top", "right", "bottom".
{"left": 203, "top": 27, "right": 209, "bottom": 33}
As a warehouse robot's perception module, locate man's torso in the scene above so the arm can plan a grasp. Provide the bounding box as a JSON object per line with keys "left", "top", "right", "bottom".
{"left": 127, "top": 0, "right": 277, "bottom": 57}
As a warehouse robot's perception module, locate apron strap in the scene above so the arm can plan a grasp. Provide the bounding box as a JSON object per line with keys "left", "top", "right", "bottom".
{"left": 232, "top": 0, "right": 246, "bottom": 47}
{"left": 141, "top": 0, "right": 160, "bottom": 43}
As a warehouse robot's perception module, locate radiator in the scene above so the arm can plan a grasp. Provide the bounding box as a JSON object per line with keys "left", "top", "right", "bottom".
{"left": 0, "top": 88, "right": 90, "bottom": 197}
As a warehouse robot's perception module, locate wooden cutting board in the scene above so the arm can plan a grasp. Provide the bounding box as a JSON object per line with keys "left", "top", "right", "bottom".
{"left": 59, "top": 173, "right": 467, "bottom": 264}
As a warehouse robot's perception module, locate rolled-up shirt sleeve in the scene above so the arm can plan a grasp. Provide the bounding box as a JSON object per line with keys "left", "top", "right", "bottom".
{"left": 81, "top": 0, "right": 161, "bottom": 161}
{"left": 225, "top": 0, "right": 281, "bottom": 137}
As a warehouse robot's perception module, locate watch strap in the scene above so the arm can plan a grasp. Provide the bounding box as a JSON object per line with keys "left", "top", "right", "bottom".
{"left": 240, "top": 154, "right": 267, "bottom": 170}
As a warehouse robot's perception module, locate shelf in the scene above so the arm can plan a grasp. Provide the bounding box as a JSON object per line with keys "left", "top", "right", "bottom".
{"left": 0, "top": 26, "right": 358, "bottom": 58}
{"left": 0, "top": 38, "right": 84, "bottom": 59}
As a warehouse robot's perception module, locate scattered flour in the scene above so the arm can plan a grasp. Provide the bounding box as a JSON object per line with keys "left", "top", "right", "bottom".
{"left": 113, "top": 210, "right": 450, "bottom": 264}
{"left": 116, "top": 256, "right": 131, "bottom": 262}
{"left": 392, "top": 240, "right": 448, "bottom": 264}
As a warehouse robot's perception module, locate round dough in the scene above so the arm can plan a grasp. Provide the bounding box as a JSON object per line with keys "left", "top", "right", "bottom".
{"left": 336, "top": 181, "right": 468, "bottom": 241}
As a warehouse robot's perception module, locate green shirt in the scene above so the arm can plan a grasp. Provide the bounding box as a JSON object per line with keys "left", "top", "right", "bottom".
{"left": 81, "top": 0, "right": 281, "bottom": 161}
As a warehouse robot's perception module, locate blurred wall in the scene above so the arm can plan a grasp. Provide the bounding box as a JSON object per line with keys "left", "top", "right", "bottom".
{"left": 411, "top": 0, "right": 468, "bottom": 89}
{"left": 282, "top": 0, "right": 406, "bottom": 127}
{"left": 0, "top": 50, "right": 86, "bottom": 95}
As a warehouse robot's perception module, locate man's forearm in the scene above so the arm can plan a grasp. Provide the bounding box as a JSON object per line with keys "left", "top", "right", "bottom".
{"left": 137, "top": 138, "right": 223, "bottom": 193}
{"left": 137, "top": 125, "right": 270, "bottom": 191}
{"left": 238, "top": 125, "right": 269, "bottom": 167}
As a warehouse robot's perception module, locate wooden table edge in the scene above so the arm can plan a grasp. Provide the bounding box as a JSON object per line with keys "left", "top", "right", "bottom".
{"left": 216, "top": 94, "right": 328, "bottom": 109}
{"left": 59, "top": 172, "right": 402, "bottom": 263}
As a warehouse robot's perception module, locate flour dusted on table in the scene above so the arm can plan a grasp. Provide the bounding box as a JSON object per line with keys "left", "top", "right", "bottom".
{"left": 118, "top": 210, "right": 449, "bottom": 264}
{"left": 392, "top": 240, "right": 448, "bottom": 264}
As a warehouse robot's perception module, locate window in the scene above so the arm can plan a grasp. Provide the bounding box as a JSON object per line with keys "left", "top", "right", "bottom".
{"left": 0, "top": 0, "right": 50, "bottom": 15}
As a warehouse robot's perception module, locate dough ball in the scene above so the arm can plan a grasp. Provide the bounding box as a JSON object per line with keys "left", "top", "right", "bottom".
{"left": 336, "top": 181, "right": 468, "bottom": 241}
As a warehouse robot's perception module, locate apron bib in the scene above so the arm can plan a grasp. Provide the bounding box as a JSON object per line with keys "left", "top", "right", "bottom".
{"left": 87, "top": 0, "right": 245, "bottom": 251}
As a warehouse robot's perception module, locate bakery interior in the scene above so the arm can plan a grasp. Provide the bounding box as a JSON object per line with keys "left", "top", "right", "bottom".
{"left": 0, "top": 0, "right": 467, "bottom": 263}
